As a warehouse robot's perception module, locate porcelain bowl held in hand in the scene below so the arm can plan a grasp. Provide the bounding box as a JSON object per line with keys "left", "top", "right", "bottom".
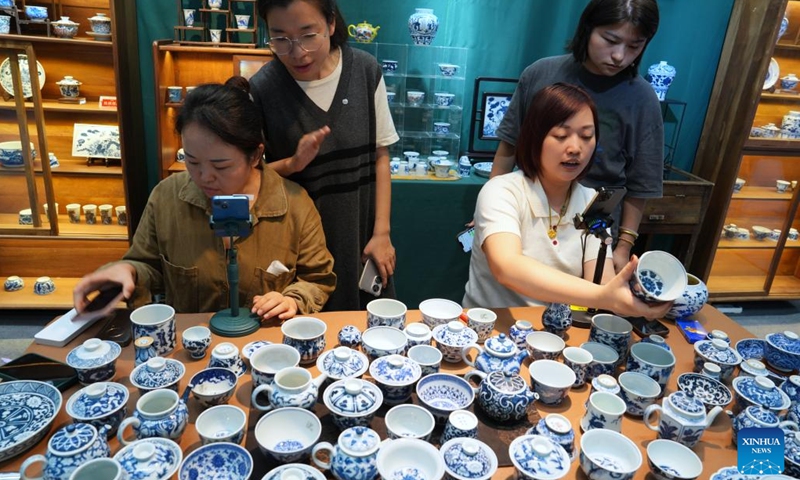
{"left": 630, "top": 250, "right": 687, "bottom": 303}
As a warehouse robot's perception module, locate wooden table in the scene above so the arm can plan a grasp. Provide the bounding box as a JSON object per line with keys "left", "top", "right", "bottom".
{"left": 3, "top": 306, "right": 751, "bottom": 479}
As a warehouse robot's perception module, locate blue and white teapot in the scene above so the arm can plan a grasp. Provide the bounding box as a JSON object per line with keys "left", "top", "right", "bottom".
{"left": 20, "top": 423, "right": 111, "bottom": 480}
{"left": 461, "top": 333, "right": 528, "bottom": 374}
{"left": 465, "top": 370, "right": 537, "bottom": 423}
{"left": 312, "top": 426, "right": 381, "bottom": 480}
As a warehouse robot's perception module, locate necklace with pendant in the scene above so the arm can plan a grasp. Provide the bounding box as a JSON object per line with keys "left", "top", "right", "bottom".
{"left": 546, "top": 185, "right": 572, "bottom": 245}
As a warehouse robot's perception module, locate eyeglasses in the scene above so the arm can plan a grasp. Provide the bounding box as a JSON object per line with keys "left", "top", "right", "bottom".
{"left": 268, "top": 32, "right": 327, "bottom": 56}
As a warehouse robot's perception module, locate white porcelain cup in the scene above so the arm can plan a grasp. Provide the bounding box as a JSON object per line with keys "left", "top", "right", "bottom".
{"left": 83, "top": 204, "right": 98, "bottom": 224}
{"left": 562, "top": 346, "right": 593, "bottom": 387}
{"left": 182, "top": 9, "right": 195, "bottom": 27}
{"left": 235, "top": 14, "right": 250, "bottom": 29}
{"left": 99, "top": 204, "right": 113, "bottom": 225}
{"left": 166, "top": 86, "right": 182, "bottom": 103}
{"left": 407, "top": 344, "right": 442, "bottom": 376}
{"left": 115, "top": 206, "right": 127, "bottom": 226}
{"left": 196, "top": 405, "right": 246, "bottom": 445}
{"left": 777, "top": 179, "right": 791, "bottom": 193}
{"left": 67, "top": 203, "right": 81, "bottom": 223}
{"left": 250, "top": 343, "right": 301, "bottom": 388}
{"left": 69, "top": 458, "right": 128, "bottom": 480}
{"left": 384, "top": 403, "right": 435, "bottom": 441}
{"left": 210, "top": 29, "right": 222, "bottom": 43}
{"left": 581, "top": 391, "right": 627, "bottom": 432}
{"left": 466, "top": 308, "right": 497, "bottom": 343}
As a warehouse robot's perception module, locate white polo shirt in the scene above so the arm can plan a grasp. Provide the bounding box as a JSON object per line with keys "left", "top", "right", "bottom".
{"left": 463, "top": 170, "right": 609, "bottom": 308}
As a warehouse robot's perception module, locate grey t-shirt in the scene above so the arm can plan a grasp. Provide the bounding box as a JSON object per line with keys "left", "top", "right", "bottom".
{"left": 497, "top": 54, "right": 664, "bottom": 205}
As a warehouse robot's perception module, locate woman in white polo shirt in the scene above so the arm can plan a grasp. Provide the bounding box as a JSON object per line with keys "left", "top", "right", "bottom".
{"left": 463, "top": 83, "right": 669, "bottom": 319}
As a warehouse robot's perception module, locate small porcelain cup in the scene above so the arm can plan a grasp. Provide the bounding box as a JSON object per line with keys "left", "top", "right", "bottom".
{"left": 581, "top": 341, "right": 619, "bottom": 378}
{"left": 181, "top": 326, "right": 211, "bottom": 359}
{"left": 529, "top": 359, "right": 576, "bottom": 405}
{"left": 406, "top": 90, "right": 425, "bottom": 106}
{"left": 182, "top": 8, "right": 195, "bottom": 27}
{"left": 589, "top": 313, "right": 633, "bottom": 362}
{"left": 208, "top": 342, "right": 242, "bottom": 371}
{"left": 281, "top": 316, "right": 327, "bottom": 365}
{"left": 33, "top": 276, "right": 56, "bottom": 295}
{"left": 131, "top": 304, "right": 177, "bottom": 356}
{"left": 777, "top": 179, "right": 791, "bottom": 193}
{"left": 99, "top": 204, "right": 113, "bottom": 225}
{"left": 770, "top": 229, "right": 782, "bottom": 241}
{"left": 581, "top": 391, "right": 626, "bottom": 432}
{"left": 210, "top": 29, "right": 222, "bottom": 43}
{"left": 366, "top": 298, "right": 407, "bottom": 329}
{"left": 526, "top": 331, "right": 566, "bottom": 361}
{"left": 115, "top": 206, "right": 127, "bottom": 226}
{"left": 235, "top": 14, "right": 250, "bottom": 29}
{"left": 166, "top": 86, "right": 182, "bottom": 104}
{"left": 67, "top": 203, "right": 81, "bottom": 223}
{"left": 377, "top": 439, "right": 445, "bottom": 480}
{"left": 562, "top": 346, "right": 593, "bottom": 387}
{"left": 617, "top": 371, "right": 662, "bottom": 416}
{"left": 407, "top": 344, "right": 442, "bottom": 376}
{"left": 466, "top": 308, "right": 497, "bottom": 343}
{"left": 361, "top": 326, "right": 407, "bottom": 360}
{"left": 381, "top": 59, "right": 398, "bottom": 72}
{"left": 195, "top": 405, "right": 246, "bottom": 445}
{"left": 734, "top": 177, "right": 746, "bottom": 192}
{"left": 385, "top": 404, "right": 435, "bottom": 441}
{"left": 403, "top": 151, "right": 420, "bottom": 163}
{"left": 250, "top": 343, "right": 301, "bottom": 388}
{"left": 433, "top": 122, "right": 451, "bottom": 135}
{"left": 43, "top": 202, "right": 58, "bottom": 218}
{"left": 387, "top": 91, "right": 396, "bottom": 104}
{"left": 83, "top": 204, "right": 98, "bottom": 224}
{"left": 254, "top": 407, "right": 322, "bottom": 463}
{"left": 440, "top": 410, "right": 478, "bottom": 444}
{"left": 404, "top": 322, "right": 432, "bottom": 347}
{"left": 18, "top": 208, "right": 32, "bottom": 225}
{"left": 69, "top": 458, "right": 128, "bottom": 480}
{"left": 626, "top": 342, "right": 676, "bottom": 396}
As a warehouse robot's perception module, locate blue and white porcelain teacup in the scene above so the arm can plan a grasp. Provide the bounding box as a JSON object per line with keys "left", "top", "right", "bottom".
{"left": 752, "top": 225, "right": 771, "bottom": 240}
{"left": 529, "top": 359, "right": 575, "bottom": 406}
{"left": 440, "top": 410, "right": 478, "bottom": 444}
{"left": 525, "top": 331, "right": 565, "bottom": 361}
{"left": 465, "top": 308, "right": 496, "bottom": 343}
{"left": 366, "top": 298, "right": 406, "bottom": 329}
{"left": 362, "top": 326, "right": 407, "bottom": 360}
{"left": 646, "top": 440, "right": 703, "bottom": 480}
{"left": 4, "top": 275, "right": 23, "bottom": 292}
{"left": 617, "top": 371, "right": 661, "bottom": 417}
{"left": 433, "top": 122, "right": 450, "bottom": 135}
{"left": 235, "top": 14, "right": 250, "bottom": 29}
{"left": 562, "top": 346, "right": 593, "bottom": 387}
{"left": 25, "top": 5, "right": 47, "bottom": 22}
{"left": 189, "top": 367, "right": 237, "bottom": 408}
{"left": 407, "top": 344, "right": 442, "bottom": 376}
{"left": 377, "top": 439, "right": 445, "bottom": 480}
{"left": 182, "top": 8, "right": 195, "bottom": 27}
{"left": 130, "top": 303, "right": 177, "bottom": 356}
{"left": 589, "top": 313, "right": 632, "bottom": 362}
{"left": 580, "top": 391, "right": 626, "bottom": 432}
{"left": 626, "top": 342, "right": 676, "bottom": 396}
{"left": 254, "top": 407, "right": 322, "bottom": 463}
{"left": 195, "top": 405, "right": 247, "bottom": 445}
{"left": 181, "top": 326, "right": 211, "bottom": 359}
{"left": 250, "top": 343, "right": 301, "bottom": 389}
{"left": 406, "top": 90, "right": 425, "bottom": 106}
{"left": 434, "top": 92, "right": 455, "bottom": 106}
{"left": 117, "top": 388, "right": 189, "bottom": 445}
{"left": 33, "top": 276, "right": 55, "bottom": 295}
{"left": 381, "top": 59, "right": 398, "bottom": 72}
{"left": 580, "top": 341, "right": 619, "bottom": 378}
{"left": 438, "top": 63, "right": 458, "bottom": 76}
{"left": 734, "top": 177, "right": 746, "bottom": 191}
{"left": 384, "top": 404, "right": 435, "bottom": 441}
{"left": 18, "top": 208, "right": 32, "bottom": 225}
{"left": 281, "top": 316, "right": 327, "bottom": 365}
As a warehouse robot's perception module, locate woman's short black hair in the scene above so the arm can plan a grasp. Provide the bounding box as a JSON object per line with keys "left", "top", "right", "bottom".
{"left": 567, "top": 0, "right": 660, "bottom": 76}
{"left": 515, "top": 83, "right": 599, "bottom": 181}
{"left": 175, "top": 76, "right": 264, "bottom": 168}
{"left": 258, "top": 0, "right": 348, "bottom": 49}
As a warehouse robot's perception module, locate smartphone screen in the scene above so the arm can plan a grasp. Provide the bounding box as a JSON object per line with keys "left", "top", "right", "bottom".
{"left": 85, "top": 283, "right": 124, "bottom": 312}
{"left": 211, "top": 195, "right": 251, "bottom": 237}
{"left": 457, "top": 227, "right": 475, "bottom": 253}
{"left": 0, "top": 353, "right": 78, "bottom": 391}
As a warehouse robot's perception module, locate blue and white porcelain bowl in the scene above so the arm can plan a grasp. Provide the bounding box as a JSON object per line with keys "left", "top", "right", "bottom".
{"left": 281, "top": 316, "right": 327, "bottom": 365}
{"left": 765, "top": 331, "right": 800, "bottom": 372}
{"left": 361, "top": 326, "right": 407, "bottom": 360}
{"left": 630, "top": 251, "right": 687, "bottom": 303}
{"left": 693, "top": 339, "right": 742, "bottom": 382}
{"left": 114, "top": 437, "right": 182, "bottom": 480}
{"left": 129, "top": 356, "right": 185, "bottom": 395}
{"left": 369, "top": 354, "right": 421, "bottom": 406}
{"left": 435, "top": 92, "right": 455, "bottom": 107}
{"left": 433, "top": 321, "right": 479, "bottom": 363}
{"left": 377, "top": 438, "right": 445, "bottom": 480}
{"left": 526, "top": 331, "right": 566, "bottom": 361}
{"left": 254, "top": 407, "right": 321, "bottom": 463}
{"left": 617, "top": 371, "right": 661, "bottom": 417}
{"left": 416, "top": 373, "right": 476, "bottom": 423}
{"left": 0, "top": 141, "right": 36, "bottom": 168}
{"left": 25, "top": 5, "right": 48, "bottom": 22}
{"left": 67, "top": 338, "right": 121, "bottom": 385}
{"left": 263, "top": 464, "right": 326, "bottom": 480}
{"left": 66, "top": 382, "right": 129, "bottom": 437}
{"left": 419, "top": 298, "right": 463, "bottom": 328}
{"left": 381, "top": 59, "right": 398, "bottom": 72}
{"left": 646, "top": 439, "right": 703, "bottom": 480}
{"left": 529, "top": 360, "right": 576, "bottom": 406}
{"left": 433, "top": 122, "right": 451, "bottom": 135}
{"left": 676, "top": 372, "right": 732, "bottom": 411}
{"left": 732, "top": 375, "right": 791, "bottom": 415}
{"left": 178, "top": 442, "right": 252, "bottom": 480}
{"left": 440, "top": 438, "right": 498, "bottom": 480}
{"left": 189, "top": 367, "right": 237, "bottom": 408}
{"left": 0, "top": 380, "right": 62, "bottom": 463}
{"left": 438, "top": 63, "right": 459, "bottom": 77}
{"left": 509, "top": 434, "right": 570, "bottom": 480}
{"left": 33, "top": 276, "right": 55, "bottom": 295}
{"left": 366, "top": 298, "right": 407, "bottom": 329}
{"left": 385, "top": 404, "right": 435, "bottom": 441}
{"left": 323, "top": 378, "right": 383, "bottom": 430}
{"left": 241, "top": 339, "right": 271, "bottom": 367}
{"left": 3, "top": 275, "right": 23, "bottom": 292}
{"left": 579, "top": 429, "right": 642, "bottom": 480}
{"left": 581, "top": 341, "right": 619, "bottom": 378}
{"left": 195, "top": 405, "right": 246, "bottom": 445}
{"left": 337, "top": 325, "right": 362, "bottom": 348}
{"left": 316, "top": 346, "right": 368, "bottom": 382}
{"left": 735, "top": 338, "right": 766, "bottom": 361}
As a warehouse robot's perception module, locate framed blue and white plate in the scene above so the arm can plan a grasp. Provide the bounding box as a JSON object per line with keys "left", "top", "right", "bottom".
{"left": 0, "top": 55, "right": 45, "bottom": 99}
{"left": 0, "top": 380, "right": 62, "bottom": 463}
{"left": 72, "top": 123, "right": 121, "bottom": 159}
{"left": 473, "top": 162, "right": 492, "bottom": 178}
{"left": 764, "top": 58, "right": 780, "bottom": 90}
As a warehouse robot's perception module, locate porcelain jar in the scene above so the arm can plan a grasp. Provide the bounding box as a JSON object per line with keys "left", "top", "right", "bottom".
{"left": 643, "top": 391, "right": 723, "bottom": 448}
{"left": 20, "top": 423, "right": 111, "bottom": 480}
{"left": 465, "top": 370, "right": 537, "bottom": 423}
{"left": 251, "top": 366, "right": 327, "bottom": 412}
{"left": 117, "top": 388, "right": 189, "bottom": 445}
{"left": 461, "top": 333, "right": 528, "bottom": 374}
{"left": 407, "top": 8, "right": 438, "bottom": 46}
{"left": 647, "top": 60, "right": 676, "bottom": 101}
{"left": 733, "top": 405, "right": 799, "bottom": 444}
{"left": 508, "top": 320, "right": 534, "bottom": 349}
{"left": 347, "top": 21, "right": 380, "bottom": 43}
{"left": 529, "top": 414, "right": 576, "bottom": 462}
{"left": 665, "top": 273, "right": 708, "bottom": 319}
{"left": 541, "top": 302, "right": 572, "bottom": 337}
{"left": 312, "top": 426, "right": 381, "bottom": 480}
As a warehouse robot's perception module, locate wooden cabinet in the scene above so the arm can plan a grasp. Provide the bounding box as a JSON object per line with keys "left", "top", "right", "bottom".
{"left": 0, "top": 1, "right": 132, "bottom": 308}
{"left": 152, "top": 40, "right": 272, "bottom": 179}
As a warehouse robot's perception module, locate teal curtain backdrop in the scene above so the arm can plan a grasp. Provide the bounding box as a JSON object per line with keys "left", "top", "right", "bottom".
{"left": 136, "top": 0, "right": 734, "bottom": 189}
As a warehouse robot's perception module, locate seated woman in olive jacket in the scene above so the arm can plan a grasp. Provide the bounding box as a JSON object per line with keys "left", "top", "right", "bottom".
{"left": 73, "top": 77, "right": 336, "bottom": 320}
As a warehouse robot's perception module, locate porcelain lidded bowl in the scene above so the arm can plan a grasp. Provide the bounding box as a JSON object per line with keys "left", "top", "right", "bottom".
{"left": 316, "top": 346, "right": 369, "bottom": 382}
{"left": 19, "top": 422, "right": 111, "bottom": 480}
{"left": 509, "top": 434, "right": 570, "bottom": 480}
{"left": 88, "top": 12, "right": 112, "bottom": 34}
{"left": 676, "top": 372, "right": 732, "bottom": 411}
{"left": 440, "top": 437, "right": 498, "bottom": 480}
{"left": 129, "top": 356, "right": 185, "bottom": 395}
{"left": 732, "top": 405, "right": 798, "bottom": 444}
{"left": 731, "top": 375, "right": 791, "bottom": 415}
{"left": 323, "top": 378, "right": 383, "bottom": 431}
{"left": 693, "top": 339, "right": 742, "bottom": 382}
{"left": 462, "top": 332, "right": 527, "bottom": 374}
{"left": 646, "top": 439, "right": 703, "bottom": 480}
{"left": 369, "top": 354, "right": 421, "bottom": 405}
{"left": 178, "top": 442, "right": 252, "bottom": 480}
{"left": 739, "top": 358, "right": 770, "bottom": 378}
{"left": 579, "top": 428, "right": 642, "bottom": 480}
{"left": 528, "top": 414, "right": 576, "bottom": 463}
{"left": 465, "top": 369, "right": 537, "bottom": 423}
{"left": 66, "top": 381, "right": 129, "bottom": 437}
{"left": 66, "top": 338, "right": 122, "bottom": 385}
{"left": 52, "top": 17, "right": 79, "bottom": 39}
{"left": 113, "top": 437, "right": 183, "bottom": 480}
{"left": 764, "top": 331, "right": 800, "bottom": 372}
{"left": 433, "top": 321, "right": 479, "bottom": 363}
{"left": 780, "top": 375, "right": 800, "bottom": 404}
{"left": 415, "top": 373, "right": 476, "bottom": 423}
{"left": 312, "top": 426, "right": 381, "bottom": 480}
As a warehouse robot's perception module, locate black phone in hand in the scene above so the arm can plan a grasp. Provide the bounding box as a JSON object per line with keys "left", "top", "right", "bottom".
{"left": 627, "top": 316, "right": 669, "bottom": 338}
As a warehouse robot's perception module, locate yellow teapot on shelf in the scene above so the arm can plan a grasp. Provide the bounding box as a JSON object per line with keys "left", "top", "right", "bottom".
{"left": 348, "top": 20, "right": 380, "bottom": 43}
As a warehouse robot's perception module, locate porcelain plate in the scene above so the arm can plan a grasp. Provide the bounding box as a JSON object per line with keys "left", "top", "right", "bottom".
{"left": 0, "top": 380, "right": 62, "bottom": 463}
{"left": 0, "top": 55, "right": 45, "bottom": 99}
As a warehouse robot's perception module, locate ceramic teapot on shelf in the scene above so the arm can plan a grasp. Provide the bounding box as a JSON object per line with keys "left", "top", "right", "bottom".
{"left": 461, "top": 333, "right": 528, "bottom": 374}
{"left": 20, "top": 423, "right": 111, "bottom": 480}
{"left": 347, "top": 21, "right": 379, "bottom": 43}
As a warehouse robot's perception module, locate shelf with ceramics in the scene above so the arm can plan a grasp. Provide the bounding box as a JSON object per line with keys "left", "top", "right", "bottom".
{"left": 0, "top": 98, "right": 116, "bottom": 113}
{"left": 0, "top": 33, "right": 112, "bottom": 46}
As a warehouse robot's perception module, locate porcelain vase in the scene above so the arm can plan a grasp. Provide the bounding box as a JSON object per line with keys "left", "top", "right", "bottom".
{"left": 665, "top": 273, "right": 708, "bottom": 320}
{"left": 408, "top": 8, "right": 438, "bottom": 46}
{"left": 647, "top": 61, "right": 676, "bottom": 101}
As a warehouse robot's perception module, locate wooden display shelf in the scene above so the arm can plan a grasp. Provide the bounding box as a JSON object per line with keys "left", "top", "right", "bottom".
{"left": 0, "top": 276, "right": 83, "bottom": 309}
{"left": 707, "top": 275, "right": 769, "bottom": 296}
{"left": 732, "top": 186, "right": 794, "bottom": 200}
{"left": 760, "top": 91, "right": 800, "bottom": 102}
{"left": 0, "top": 213, "right": 128, "bottom": 239}
{"left": 0, "top": 34, "right": 113, "bottom": 48}
{"left": 717, "top": 238, "right": 780, "bottom": 249}
{"left": 743, "top": 137, "right": 800, "bottom": 153}
{"left": 158, "top": 43, "right": 268, "bottom": 55}
{"left": 175, "top": 40, "right": 256, "bottom": 48}
{"left": 0, "top": 157, "right": 122, "bottom": 176}
{"left": 168, "top": 161, "right": 186, "bottom": 173}
{"left": 0, "top": 98, "right": 118, "bottom": 114}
